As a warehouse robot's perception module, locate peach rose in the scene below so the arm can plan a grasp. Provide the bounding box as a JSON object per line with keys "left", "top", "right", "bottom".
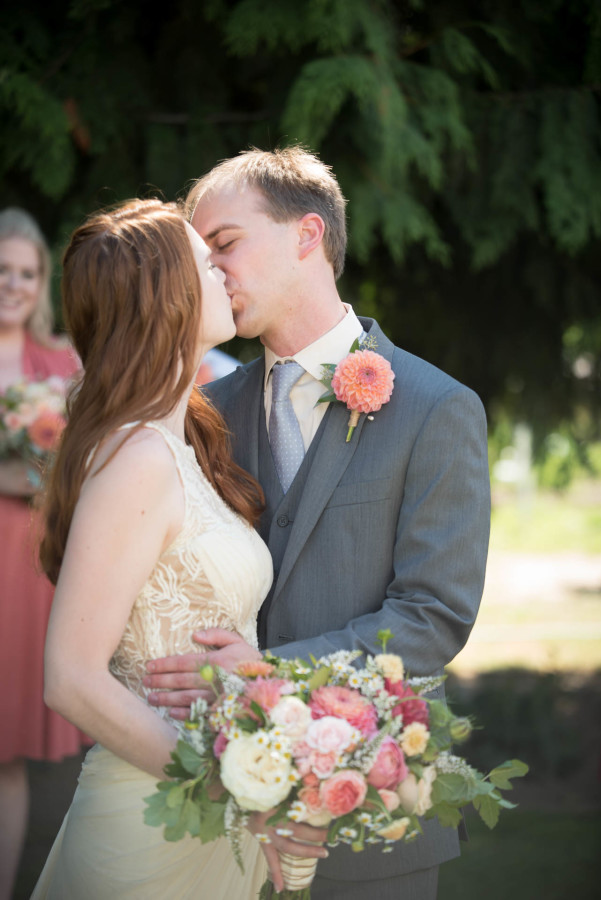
{"left": 320, "top": 770, "right": 367, "bottom": 817}
{"left": 298, "top": 785, "right": 333, "bottom": 827}
{"left": 378, "top": 789, "right": 401, "bottom": 812}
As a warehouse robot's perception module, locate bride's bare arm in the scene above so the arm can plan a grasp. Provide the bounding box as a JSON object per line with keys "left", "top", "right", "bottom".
{"left": 44, "top": 430, "right": 185, "bottom": 780}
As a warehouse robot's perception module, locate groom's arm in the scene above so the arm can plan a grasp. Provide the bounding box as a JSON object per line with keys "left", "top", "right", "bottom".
{"left": 273, "top": 386, "right": 491, "bottom": 674}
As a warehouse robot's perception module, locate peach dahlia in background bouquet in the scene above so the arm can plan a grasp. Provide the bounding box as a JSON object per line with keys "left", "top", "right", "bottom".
{"left": 144, "top": 630, "right": 528, "bottom": 899}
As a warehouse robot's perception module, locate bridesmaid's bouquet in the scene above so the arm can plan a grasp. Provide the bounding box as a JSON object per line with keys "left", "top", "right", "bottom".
{"left": 0, "top": 377, "right": 69, "bottom": 469}
{"left": 144, "top": 631, "right": 528, "bottom": 899}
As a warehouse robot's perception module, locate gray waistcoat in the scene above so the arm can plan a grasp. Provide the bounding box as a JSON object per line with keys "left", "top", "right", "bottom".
{"left": 256, "top": 405, "right": 327, "bottom": 648}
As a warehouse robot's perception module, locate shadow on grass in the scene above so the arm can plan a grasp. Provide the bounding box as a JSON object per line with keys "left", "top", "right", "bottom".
{"left": 440, "top": 809, "right": 601, "bottom": 900}
{"left": 440, "top": 668, "right": 601, "bottom": 899}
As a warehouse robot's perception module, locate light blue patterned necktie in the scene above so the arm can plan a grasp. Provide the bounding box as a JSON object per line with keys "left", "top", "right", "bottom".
{"left": 269, "top": 361, "right": 305, "bottom": 493}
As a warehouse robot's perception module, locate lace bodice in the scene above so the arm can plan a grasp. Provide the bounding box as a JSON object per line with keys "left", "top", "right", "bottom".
{"left": 108, "top": 422, "right": 273, "bottom": 717}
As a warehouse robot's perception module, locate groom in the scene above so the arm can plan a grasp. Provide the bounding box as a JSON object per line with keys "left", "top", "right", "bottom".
{"left": 145, "top": 147, "right": 490, "bottom": 899}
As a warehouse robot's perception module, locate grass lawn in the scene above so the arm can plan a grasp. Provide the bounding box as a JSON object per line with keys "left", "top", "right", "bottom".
{"left": 439, "top": 810, "right": 601, "bottom": 899}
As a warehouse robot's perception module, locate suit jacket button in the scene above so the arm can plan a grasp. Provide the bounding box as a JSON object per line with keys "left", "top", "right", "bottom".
{"left": 277, "top": 515, "right": 289, "bottom": 527}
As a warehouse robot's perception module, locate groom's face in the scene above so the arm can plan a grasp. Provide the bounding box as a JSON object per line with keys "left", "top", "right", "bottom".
{"left": 191, "top": 186, "right": 301, "bottom": 345}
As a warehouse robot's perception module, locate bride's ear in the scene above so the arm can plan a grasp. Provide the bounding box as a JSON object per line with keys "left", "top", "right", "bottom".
{"left": 297, "top": 214, "right": 325, "bottom": 261}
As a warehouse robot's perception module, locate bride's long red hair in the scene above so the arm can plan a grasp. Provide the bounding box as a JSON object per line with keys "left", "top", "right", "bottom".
{"left": 41, "top": 198, "right": 263, "bottom": 585}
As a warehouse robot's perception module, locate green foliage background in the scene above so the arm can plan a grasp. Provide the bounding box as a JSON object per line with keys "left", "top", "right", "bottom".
{"left": 2, "top": 0, "right": 600, "bottom": 447}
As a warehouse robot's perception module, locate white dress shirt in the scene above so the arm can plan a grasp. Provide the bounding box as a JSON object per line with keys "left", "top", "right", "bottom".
{"left": 264, "top": 305, "right": 364, "bottom": 450}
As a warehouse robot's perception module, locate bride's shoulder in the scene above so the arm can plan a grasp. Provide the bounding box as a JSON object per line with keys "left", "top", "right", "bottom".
{"left": 85, "top": 424, "right": 179, "bottom": 489}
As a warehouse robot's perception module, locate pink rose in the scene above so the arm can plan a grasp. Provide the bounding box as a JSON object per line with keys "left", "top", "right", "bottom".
{"left": 306, "top": 716, "right": 355, "bottom": 755}
{"left": 366, "top": 736, "right": 408, "bottom": 790}
{"left": 310, "top": 686, "right": 378, "bottom": 737}
{"left": 213, "top": 730, "right": 228, "bottom": 759}
{"left": 308, "top": 750, "right": 338, "bottom": 779}
{"left": 320, "top": 770, "right": 367, "bottom": 817}
{"left": 302, "top": 772, "right": 319, "bottom": 788}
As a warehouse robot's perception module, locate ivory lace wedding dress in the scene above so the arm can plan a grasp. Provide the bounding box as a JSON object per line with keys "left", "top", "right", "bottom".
{"left": 32, "top": 422, "right": 273, "bottom": 899}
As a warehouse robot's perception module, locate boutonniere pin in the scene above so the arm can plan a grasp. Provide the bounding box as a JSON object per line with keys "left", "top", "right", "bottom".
{"left": 318, "top": 337, "right": 395, "bottom": 441}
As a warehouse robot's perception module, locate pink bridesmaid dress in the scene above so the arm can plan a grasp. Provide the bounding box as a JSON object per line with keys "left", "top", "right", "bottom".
{"left": 0, "top": 333, "right": 91, "bottom": 764}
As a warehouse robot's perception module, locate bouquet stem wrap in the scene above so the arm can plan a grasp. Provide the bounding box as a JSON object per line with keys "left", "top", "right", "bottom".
{"left": 279, "top": 850, "right": 319, "bottom": 890}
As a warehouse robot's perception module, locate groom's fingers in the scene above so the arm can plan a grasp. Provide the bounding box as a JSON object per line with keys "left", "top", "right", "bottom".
{"left": 146, "top": 652, "right": 206, "bottom": 675}
{"left": 192, "top": 627, "right": 245, "bottom": 646}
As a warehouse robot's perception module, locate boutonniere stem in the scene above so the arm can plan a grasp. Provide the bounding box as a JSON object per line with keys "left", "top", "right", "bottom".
{"left": 317, "top": 338, "right": 395, "bottom": 442}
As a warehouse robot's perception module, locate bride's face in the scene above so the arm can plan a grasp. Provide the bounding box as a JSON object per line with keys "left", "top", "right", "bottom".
{"left": 184, "top": 222, "right": 236, "bottom": 353}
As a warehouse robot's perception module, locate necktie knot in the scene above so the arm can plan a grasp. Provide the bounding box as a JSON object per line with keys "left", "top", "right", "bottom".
{"left": 271, "top": 360, "right": 304, "bottom": 400}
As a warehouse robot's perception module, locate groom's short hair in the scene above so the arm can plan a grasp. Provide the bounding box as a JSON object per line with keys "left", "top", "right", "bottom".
{"left": 184, "top": 146, "right": 348, "bottom": 279}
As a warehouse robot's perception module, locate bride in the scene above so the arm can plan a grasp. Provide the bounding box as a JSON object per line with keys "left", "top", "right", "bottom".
{"left": 31, "top": 199, "right": 313, "bottom": 897}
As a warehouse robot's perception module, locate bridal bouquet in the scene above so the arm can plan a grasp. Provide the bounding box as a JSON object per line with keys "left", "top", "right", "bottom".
{"left": 0, "top": 376, "right": 69, "bottom": 467}
{"left": 144, "top": 632, "right": 528, "bottom": 899}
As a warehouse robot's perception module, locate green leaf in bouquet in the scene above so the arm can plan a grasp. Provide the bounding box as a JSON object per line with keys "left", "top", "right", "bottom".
{"left": 164, "top": 797, "right": 201, "bottom": 842}
{"left": 143, "top": 789, "right": 181, "bottom": 829}
{"left": 430, "top": 773, "right": 469, "bottom": 805}
{"left": 166, "top": 782, "right": 188, "bottom": 809}
{"left": 248, "top": 700, "right": 267, "bottom": 727}
{"left": 234, "top": 715, "right": 259, "bottom": 733}
{"left": 175, "top": 740, "right": 205, "bottom": 776}
{"left": 365, "top": 784, "right": 390, "bottom": 816}
{"left": 196, "top": 794, "right": 227, "bottom": 843}
{"left": 488, "top": 759, "right": 529, "bottom": 790}
{"left": 427, "top": 801, "right": 463, "bottom": 829}
{"left": 473, "top": 792, "right": 501, "bottom": 829}
{"left": 307, "top": 665, "right": 332, "bottom": 691}
{"left": 265, "top": 800, "right": 290, "bottom": 828}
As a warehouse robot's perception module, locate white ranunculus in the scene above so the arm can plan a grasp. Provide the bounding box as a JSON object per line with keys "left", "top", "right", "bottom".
{"left": 220, "top": 732, "right": 293, "bottom": 811}
{"left": 397, "top": 767, "right": 437, "bottom": 816}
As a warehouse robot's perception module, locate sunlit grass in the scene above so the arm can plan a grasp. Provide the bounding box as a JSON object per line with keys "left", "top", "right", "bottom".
{"left": 490, "top": 485, "right": 601, "bottom": 554}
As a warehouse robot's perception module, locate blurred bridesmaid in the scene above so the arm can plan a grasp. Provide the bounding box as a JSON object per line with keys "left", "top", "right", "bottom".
{"left": 0, "top": 208, "right": 89, "bottom": 900}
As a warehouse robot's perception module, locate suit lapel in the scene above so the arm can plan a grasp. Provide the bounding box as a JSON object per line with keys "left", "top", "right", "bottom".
{"left": 218, "top": 358, "right": 265, "bottom": 481}
{"left": 271, "top": 318, "right": 394, "bottom": 602}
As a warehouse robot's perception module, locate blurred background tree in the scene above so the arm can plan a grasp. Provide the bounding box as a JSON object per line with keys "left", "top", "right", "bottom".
{"left": 2, "top": 0, "right": 600, "bottom": 460}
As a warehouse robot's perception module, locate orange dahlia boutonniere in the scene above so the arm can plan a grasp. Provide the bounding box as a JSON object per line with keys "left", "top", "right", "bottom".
{"left": 318, "top": 338, "right": 395, "bottom": 441}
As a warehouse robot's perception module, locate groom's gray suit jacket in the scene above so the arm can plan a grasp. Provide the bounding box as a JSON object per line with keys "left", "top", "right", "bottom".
{"left": 206, "top": 316, "right": 490, "bottom": 881}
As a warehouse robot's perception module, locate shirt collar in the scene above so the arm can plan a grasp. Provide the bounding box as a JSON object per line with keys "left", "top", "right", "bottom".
{"left": 264, "top": 305, "right": 363, "bottom": 388}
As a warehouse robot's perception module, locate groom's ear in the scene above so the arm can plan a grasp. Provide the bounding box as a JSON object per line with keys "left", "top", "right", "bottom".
{"left": 297, "top": 213, "right": 325, "bottom": 261}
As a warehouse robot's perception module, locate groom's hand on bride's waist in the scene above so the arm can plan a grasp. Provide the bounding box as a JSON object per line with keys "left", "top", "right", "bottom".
{"left": 144, "top": 628, "right": 261, "bottom": 720}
